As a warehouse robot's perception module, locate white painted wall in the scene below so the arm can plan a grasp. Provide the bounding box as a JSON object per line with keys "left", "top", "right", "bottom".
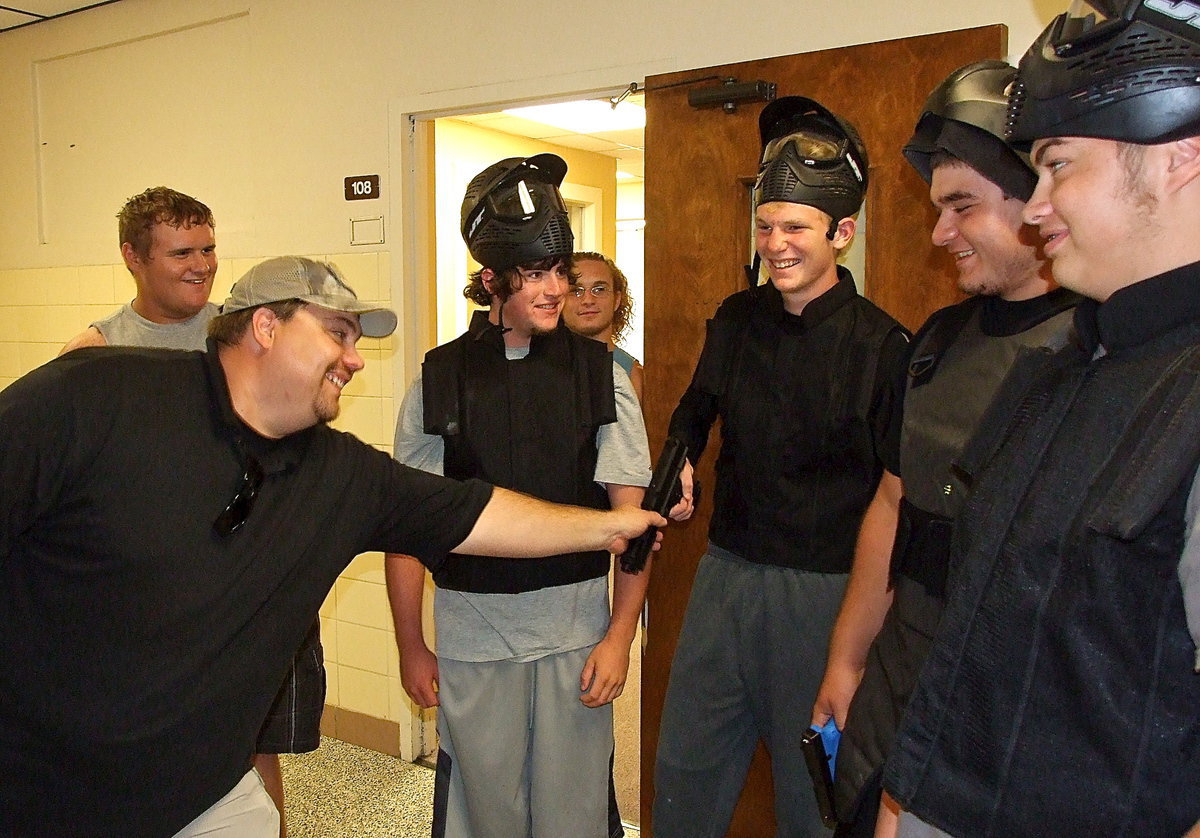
{"left": 0, "top": 0, "right": 1057, "bottom": 271}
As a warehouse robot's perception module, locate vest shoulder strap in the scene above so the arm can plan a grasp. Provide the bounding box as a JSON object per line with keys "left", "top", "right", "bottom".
{"left": 908, "top": 298, "right": 985, "bottom": 386}
{"left": 421, "top": 334, "right": 469, "bottom": 436}
{"left": 572, "top": 332, "right": 618, "bottom": 428}
{"left": 953, "top": 342, "right": 1075, "bottom": 491}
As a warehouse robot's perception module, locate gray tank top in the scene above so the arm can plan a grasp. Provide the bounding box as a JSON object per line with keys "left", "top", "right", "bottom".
{"left": 93, "top": 302, "right": 218, "bottom": 351}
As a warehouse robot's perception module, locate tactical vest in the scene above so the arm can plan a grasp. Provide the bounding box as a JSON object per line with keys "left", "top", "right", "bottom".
{"left": 893, "top": 297, "right": 1077, "bottom": 597}
{"left": 833, "top": 294, "right": 1077, "bottom": 821}
{"left": 886, "top": 322, "right": 1200, "bottom": 837}
{"left": 422, "top": 313, "right": 616, "bottom": 593}
{"left": 690, "top": 274, "right": 903, "bottom": 572}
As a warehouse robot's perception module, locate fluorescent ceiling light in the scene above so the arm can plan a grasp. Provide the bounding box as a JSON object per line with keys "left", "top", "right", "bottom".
{"left": 616, "top": 170, "right": 638, "bottom": 180}
{"left": 503, "top": 99, "right": 645, "bottom": 135}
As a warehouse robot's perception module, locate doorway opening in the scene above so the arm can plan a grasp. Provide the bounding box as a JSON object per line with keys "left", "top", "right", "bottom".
{"left": 430, "top": 96, "right": 645, "bottom": 357}
{"left": 400, "top": 89, "right": 648, "bottom": 830}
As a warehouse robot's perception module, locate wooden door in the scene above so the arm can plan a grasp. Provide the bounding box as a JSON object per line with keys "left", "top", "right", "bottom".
{"left": 640, "top": 26, "right": 1006, "bottom": 836}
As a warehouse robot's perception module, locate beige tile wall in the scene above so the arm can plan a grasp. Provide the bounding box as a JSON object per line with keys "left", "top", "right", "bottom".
{"left": 0, "top": 250, "right": 408, "bottom": 738}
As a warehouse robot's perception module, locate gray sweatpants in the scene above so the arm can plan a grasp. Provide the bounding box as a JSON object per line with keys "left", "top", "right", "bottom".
{"left": 653, "top": 545, "right": 848, "bottom": 838}
{"left": 434, "top": 646, "right": 616, "bottom": 838}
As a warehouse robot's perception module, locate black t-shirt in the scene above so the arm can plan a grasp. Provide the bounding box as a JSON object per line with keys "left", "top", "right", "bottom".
{"left": 0, "top": 345, "right": 492, "bottom": 837}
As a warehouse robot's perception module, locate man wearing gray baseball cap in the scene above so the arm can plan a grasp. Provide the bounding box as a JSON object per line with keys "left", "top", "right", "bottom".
{"left": 0, "top": 255, "right": 665, "bottom": 838}
{"left": 218, "top": 255, "right": 400, "bottom": 833}
{"left": 220, "top": 255, "right": 398, "bottom": 339}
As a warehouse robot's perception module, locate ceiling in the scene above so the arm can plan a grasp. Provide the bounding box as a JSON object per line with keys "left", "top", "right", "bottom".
{"left": 0, "top": 0, "right": 122, "bottom": 33}
{"left": 452, "top": 94, "right": 645, "bottom": 183}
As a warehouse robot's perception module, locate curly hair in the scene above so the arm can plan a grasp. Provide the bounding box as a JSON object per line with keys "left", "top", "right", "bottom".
{"left": 463, "top": 255, "right": 578, "bottom": 306}
{"left": 118, "top": 186, "right": 215, "bottom": 259}
{"left": 572, "top": 252, "right": 634, "bottom": 344}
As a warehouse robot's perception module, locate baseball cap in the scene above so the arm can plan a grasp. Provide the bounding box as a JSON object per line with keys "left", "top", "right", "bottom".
{"left": 221, "top": 256, "right": 398, "bottom": 338}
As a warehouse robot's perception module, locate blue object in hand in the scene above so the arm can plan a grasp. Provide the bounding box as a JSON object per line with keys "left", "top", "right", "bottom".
{"left": 810, "top": 718, "right": 841, "bottom": 779}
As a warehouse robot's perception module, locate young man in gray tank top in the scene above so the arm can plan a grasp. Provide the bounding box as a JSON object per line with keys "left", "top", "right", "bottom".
{"left": 564, "top": 251, "right": 644, "bottom": 402}
{"left": 61, "top": 186, "right": 219, "bottom": 354}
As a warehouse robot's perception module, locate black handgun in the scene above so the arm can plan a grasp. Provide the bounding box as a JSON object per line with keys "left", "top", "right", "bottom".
{"left": 801, "top": 724, "right": 839, "bottom": 828}
{"left": 618, "top": 436, "right": 688, "bottom": 574}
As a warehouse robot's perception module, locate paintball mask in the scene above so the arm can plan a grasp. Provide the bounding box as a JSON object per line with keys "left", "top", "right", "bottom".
{"left": 754, "top": 96, "right": 869, "bottom": 226}
{"left": 460, "top": 153, "right": 574, "bottom": 271}
{"left": 1007, "top": 0, "right": 1200, "bottom": 147}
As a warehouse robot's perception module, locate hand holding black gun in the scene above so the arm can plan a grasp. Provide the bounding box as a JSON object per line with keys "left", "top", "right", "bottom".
{"left": 619, "top": 436, "right": 688, "bottom": 574}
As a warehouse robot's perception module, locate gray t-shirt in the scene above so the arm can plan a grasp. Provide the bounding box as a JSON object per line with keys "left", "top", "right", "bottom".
{"left": 93, "top": 302, "right": 218, "bottom": 351}
{"left": 394, "top": 349, "right": 651, "bottom": 662}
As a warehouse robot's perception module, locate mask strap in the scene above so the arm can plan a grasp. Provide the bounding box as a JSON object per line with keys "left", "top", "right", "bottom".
{"left": 743, "top": 253, "right": 761, "bottom": 288}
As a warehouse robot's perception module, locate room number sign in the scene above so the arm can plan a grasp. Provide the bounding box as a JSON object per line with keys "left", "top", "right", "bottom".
{"left": 344, "top": 175, "right": 380, "bottom": 201}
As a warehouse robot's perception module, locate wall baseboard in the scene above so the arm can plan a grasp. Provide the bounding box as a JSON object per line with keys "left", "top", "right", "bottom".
{"left": 319, "top": 704, "right": 402, "bottom": 758}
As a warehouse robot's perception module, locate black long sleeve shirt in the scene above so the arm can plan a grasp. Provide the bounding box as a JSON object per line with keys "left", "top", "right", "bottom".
{"left": 668, "top": 269, "right": 909, "bottom": 572}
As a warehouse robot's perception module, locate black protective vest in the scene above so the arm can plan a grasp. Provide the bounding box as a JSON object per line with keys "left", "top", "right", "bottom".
{"left": 422, "top": 312, "right": 616, "bottom": 593}
{"left": 672, "top": 271, "right": 905, "bottom": 572}
{"left": 833, "top": 292, "right": 1078, "bottom": 822}
{"left": 885, "top": 310, "right": 1200, "bottom": 837}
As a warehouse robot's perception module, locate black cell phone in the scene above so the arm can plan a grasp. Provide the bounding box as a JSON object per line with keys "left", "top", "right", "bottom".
{"left": 801, "top": 726, "right": 839, "bottom": 828}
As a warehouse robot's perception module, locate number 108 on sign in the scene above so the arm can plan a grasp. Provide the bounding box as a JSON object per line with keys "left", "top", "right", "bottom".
{"left": 344, "top": 175, "right": 380, "bottom": 201}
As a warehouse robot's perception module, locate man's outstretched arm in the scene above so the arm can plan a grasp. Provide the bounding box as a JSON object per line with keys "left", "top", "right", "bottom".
{"left": 454, "top": 486, "right": 664, "bottom": 559}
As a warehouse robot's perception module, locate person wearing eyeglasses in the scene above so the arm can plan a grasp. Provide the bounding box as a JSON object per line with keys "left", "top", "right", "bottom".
{"left": 564, "top": 251, "right": 644, "bottom": 402}
{"left": 0, "top": 254, "right": 664, "bottom": 838}
{"left": 385, "top": 155, "right": 651, "bottom": 838}
{"left": 58, "top": 187, "right": 321, "bottom": 837}
{"left": 652, "top": 97, "right": 910, "bottom": 838}
{"left": 882, "top": 3, "right": 1200, "bottom": 837}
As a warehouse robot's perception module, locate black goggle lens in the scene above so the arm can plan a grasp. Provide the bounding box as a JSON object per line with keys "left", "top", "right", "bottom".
{"left": 486, "top": 176, "right": 566, "bottom": 223}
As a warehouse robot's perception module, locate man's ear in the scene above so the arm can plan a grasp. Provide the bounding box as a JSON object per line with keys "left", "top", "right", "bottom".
{"left": 831, "top": 216, "right": 857, "bottom": 250}
{"left": 1164, "top": 136, "right": 1200, "bottom": 193}
{"left": 480, "top": 268, "right": 497, "bottom": 296}
{"left": 250, "top": 307, "right": 278, "bottom": 350}
{"left": 120, "top": 242, "right": 141, "bottom": 274}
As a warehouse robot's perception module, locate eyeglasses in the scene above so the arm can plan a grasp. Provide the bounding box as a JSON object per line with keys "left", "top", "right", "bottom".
{"left": 213, "top": 453, "right": 264, "bottom": 537}
{"left": 569, "top": 284, "right": 611, "bottom": 299}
